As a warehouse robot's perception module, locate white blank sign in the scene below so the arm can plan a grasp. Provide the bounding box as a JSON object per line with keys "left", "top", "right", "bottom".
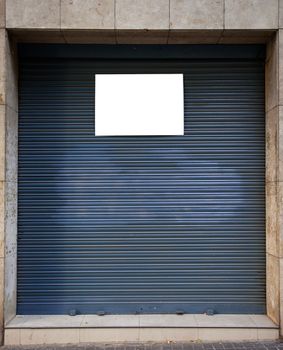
{"left": 95, "top": 74, "right": 184, "bottom": 136}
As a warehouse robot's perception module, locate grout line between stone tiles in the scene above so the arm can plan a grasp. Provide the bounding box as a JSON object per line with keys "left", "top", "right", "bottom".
{"left": 59, "top": 0, "right": 67, "bottom": 43}
{"left": 193, "top": 315, "right": 201, "bottom": 329}
{"left": 218, "top": 0, "right": 225, "bottom": 44}
{"left": 196, "top": 323, "right": 200, "bottom": 341}
{"left": 80, "top": 315, "right": 86, "bottom": 328}
{"left": 277, "top": 0, "right": 280, "bottom": 29}
{"left": 248, "top": 315, "right": 258, "bottom": 328}
{"left": 167, "top": 0, "right": 170, "bottom": 44}
{"left": 138, "top": 315, "right": 141, "bottom": 341}
{"left": 114, "top": 0, "right": 118, "bottom": 44}
{"left": 59, "top": 0, "right": 62, "bottom": 38}
{"left": 192, "top": 314, "right": 198, "bottom": 328}
{"left": 223, "top": 0, "right": 225, "bottom": 30}
{"left": 3, "top": 0, "right": 5, "bottom": 29}
{"left": 19, "top": 328, "right": 22, "bottom": 345}
{"left": 59, "top": 0, "right": 61, "bottom": 30}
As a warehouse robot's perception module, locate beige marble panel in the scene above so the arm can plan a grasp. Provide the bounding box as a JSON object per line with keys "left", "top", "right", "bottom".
{"left": 280, "top": 258, "right": 283, "bottom": 334}
{"left": 0, "top": 0, "right": 4, "bottom": 28}
{"left": 225, "top": 0, "right": 279, "bottom": 30}
{"left": 8, "top": 315, "right": 84, "bottom": 328}
{"left": 116, "top": 0, "right": 169, "bottom": 30}
{"left": 267, "top": 253, "right": 280, "bottom": 325}
{"left": 82, "top": 314, "right": 139, "bottom": 327}
{"left": 198, "top": 328, "right": 258, "bottom": 341}
{"left": 280, "top": 0, "right": 283, "bottom": 28}
{"left": 266, "top": 107, "right": 278, "bottom": 183}
{"left": 266, "top": 182, "right": 279, "bottom": 257}
{"left": 5, "top": 106, "right": 17, "bottom": 183}
{"left": 0, "top": 30, "right": 5, "bottom": 84}
{"left": 4, "top": 181, "right": 17, "bottom": 323}
{"left": 0, "top": 181, "right": 3, "bottom": 254}
{"left": 195, "top": 314, "right": 255, "bottom": 328}
{"left": 257, "top": 328, "right": 280, "bottom": 340}
{"left": 20, "top": 328, "right": 80, "bottom": 345}
{"left": 6, "top": 0, "right": 60, "bottom": 29}
{"left": 61, "top": 0, "right": 114, "bottom": 30}
{"left": 3, "top": 34, "right": 18, "bottom": 326}
{"left": 0, "top": 257, "right": 4, "bottom": 340}
{"left": 0, "top": 105, "right": 4, "bottom": 182}
{"left": 279, "top": 30, "right": 283, "bottom": 106}
{"left": 279, "top": 106, "right": 283, "bottom": 183}
{"left": 139, "top": 314, "right": 196, "bottom": 327}
{"left": 170, "top": 0, "right": 223, "bottom": 30}
{"left": 4, "top": 255, "right": 16, "bottom": 324}
{"left": 4, "top": 329, "right": 20, "bottom": 345}
{"left": 5, "top": 36, "right": 18, "bottom": 113}
{"left": 79, "top": 328, "right": 139, "bottom": 342}
{"left": 139, "top": 328, "right": 198, "bottom": 342}
{"left": 266, "top": 33, "right": 279, "bottom": 113}
{"left": 251, "top": 314, "right": 279, "bottom": 327}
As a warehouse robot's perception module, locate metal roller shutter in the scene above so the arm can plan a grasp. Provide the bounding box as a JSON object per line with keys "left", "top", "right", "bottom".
{"left": 18, "top": 50, "right": 265, "bottom": 315}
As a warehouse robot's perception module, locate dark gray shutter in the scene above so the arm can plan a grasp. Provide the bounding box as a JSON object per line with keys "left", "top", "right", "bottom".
{"left": 18, "top": 50, "right": 265, "bottom": 315}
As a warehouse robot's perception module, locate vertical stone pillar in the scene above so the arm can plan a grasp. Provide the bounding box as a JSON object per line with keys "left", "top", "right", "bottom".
{"left": 0, "top": 0, "right": 6, "bottom": 341}
{"left": 279, "top": 29, "right": 283, "bottom": 337}
{"left": 266, "top": 28, "right": 283, "bottom": 336}
{"left": 0, "top": 29, "right": 4, "bottom": 342}
{"left": 4, "top": 30, "right": 17, "bottom": 327}
{"left": 0, "top": 22, "right": 18, "bottom": 346}
{"left": 266, "top": 32, "right": 280, "bottom": 327}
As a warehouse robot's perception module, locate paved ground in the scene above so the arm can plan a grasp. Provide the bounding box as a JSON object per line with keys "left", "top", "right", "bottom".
{"left": 2, "top": 342, "right": 283, "bottom": 350}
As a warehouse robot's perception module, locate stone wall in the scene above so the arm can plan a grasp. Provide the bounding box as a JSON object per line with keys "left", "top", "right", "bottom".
{"left": 0, "top": 16, "right": 18, "bottom": 344}
{"left": 3, "top": 0, "right": 279, "bottom": 43}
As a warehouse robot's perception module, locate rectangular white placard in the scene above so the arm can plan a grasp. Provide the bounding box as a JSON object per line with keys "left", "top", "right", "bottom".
{"left": 95, "top": 74, "right": 184, "bottom": 136}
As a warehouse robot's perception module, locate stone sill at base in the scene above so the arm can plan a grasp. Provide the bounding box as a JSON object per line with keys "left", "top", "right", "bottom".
{"left": 4, "top": 314, "right": 279, "bottom": 345}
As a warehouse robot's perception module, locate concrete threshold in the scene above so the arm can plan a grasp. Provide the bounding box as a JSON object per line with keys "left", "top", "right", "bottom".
{"left": 4, "top": 314, "right": 279, "bottom": 345}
